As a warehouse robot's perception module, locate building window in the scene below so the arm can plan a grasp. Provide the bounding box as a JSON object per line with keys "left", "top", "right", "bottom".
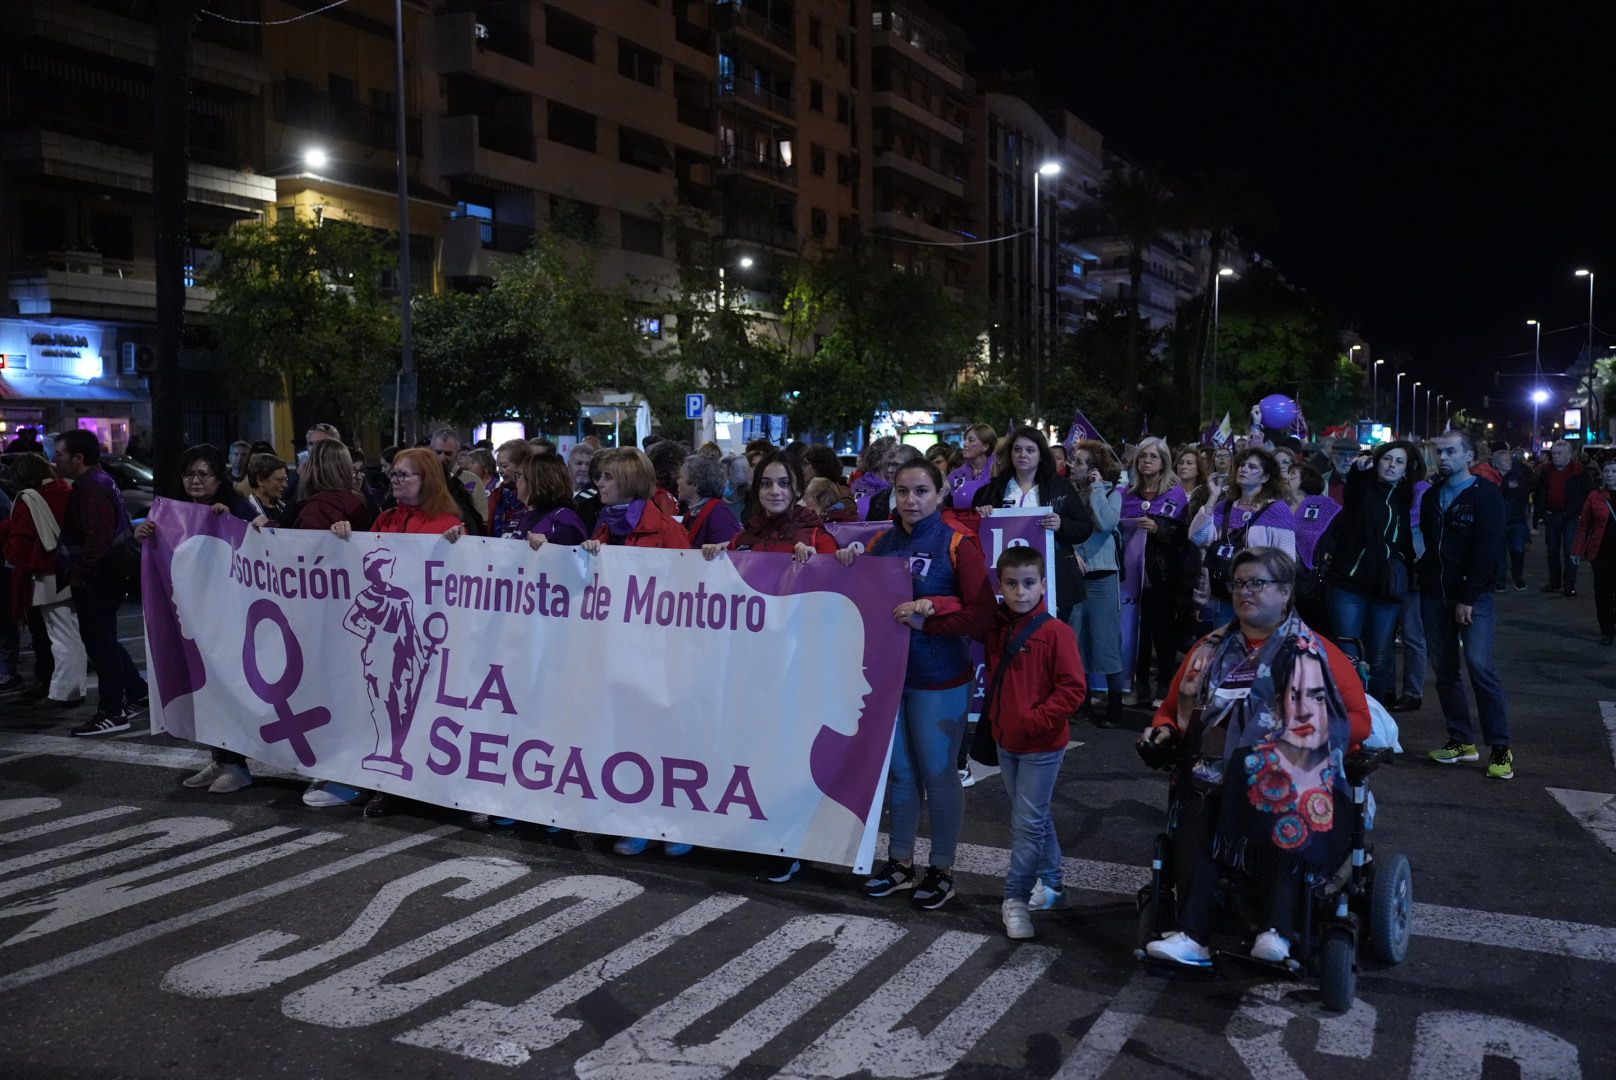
{"left": 620, "top": 213, "right": 664, "bottom": 256}
{"left": 810, "top": 143, "right": 826, "bottom": 175}
{"left": 618, "top": 40, "right": 660, "bottom": 86}
{"left": 809, "top": 79, "right": 824, "bottom": 112}
{"left": 811, "top": 208, "right": 827, "bottom": 239}
{"left": 836, "top": 92, "right": 850, "bottom": 123}
{"left": 835, "top": 153, "right": 853, "bottom": 185}
{"left": 547, "top": 101, "right": 597, "bottom": 152}
{"left": 619, "top": 127, "right": 668, "bottom": 171}
{"left": 836, "top": 32, "right": 847, "bottom": 61}
{"left": 546, "top": 6, "right": 595, "bottom": 61}
{"left": 838, "top": 214, "right": 858, "bottom": 242}
{"left": 808, "top": 15, "right": 822, "bottom": 47}
{"left": 549, "top": 195, "right": 600, "bottom": 238}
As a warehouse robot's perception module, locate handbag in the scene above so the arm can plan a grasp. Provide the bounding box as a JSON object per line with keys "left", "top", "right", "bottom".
{"left": 1206, "top": 501, "right": 1269, "bottom": 601}
{"left": 970, "top": 612, "right": 1053, "bottom": 767}
{"left": 1378, "top": 552, "right": 1409, "bottom": 601}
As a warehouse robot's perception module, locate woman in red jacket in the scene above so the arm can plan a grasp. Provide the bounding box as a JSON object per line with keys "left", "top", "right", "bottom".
{"left": 580, "top": 447, "right": 690, "bottom": 856}
{"left": 582, "top": 448, "right": 690, "bottom": 553}
{"left": 1572, "top": 458, "right": 1616, "bottom": 645}
{"left": 701, "top": 452, "right": 839, "bottom": 563}
{"left": 332, "top": 447, "right": 465, "bottom": 541}
{"left": 294, "top": 439, "right": 374, "bottom": 534}
{"left": 2, "top": 453, "right": 85, "bottom": 706}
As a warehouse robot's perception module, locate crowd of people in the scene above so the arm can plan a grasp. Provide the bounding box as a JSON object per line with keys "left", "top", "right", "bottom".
{"left": 0, "top": 414, "right": 1611, "bottom": 954}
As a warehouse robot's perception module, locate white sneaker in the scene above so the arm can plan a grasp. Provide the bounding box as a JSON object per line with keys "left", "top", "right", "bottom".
{"left": 207, "top": 763, "right": 252, "bottom": 794}
{"left": 1028, "top": 881, "right": 1073, "bottom": 911}
{"left": 182, "top": 762, "right": 223, "bottom": 789}
{"left": 958, "top": 766, "right": 977, "bottom": 789}
{"left": 1145, "top": 931, "right": 1213, "bottom": 967}
{"left": 1251, "top": 929, "right": 1291, "bottom": 963}
{"left": 302, "top": 780, "right": 364, "bottom": 807}
{"left": 1001, "top": 899, "right": 1035, "bottom": 940}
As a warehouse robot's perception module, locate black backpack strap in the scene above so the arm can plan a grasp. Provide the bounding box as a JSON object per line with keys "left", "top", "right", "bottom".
{"left": 980, "top": 612, "right": 1053, "bottom": 724}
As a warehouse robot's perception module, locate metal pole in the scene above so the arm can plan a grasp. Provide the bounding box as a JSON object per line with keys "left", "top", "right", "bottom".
{"left": 1032, "top": 170, "right": 1042, "bottom": 423}
{"left": 1395, "top": 371, "right": 1403, "bottom": 436}
{"left": 1371, "top": 359, "right": 1378, "bottom": 423}
{"left": 393, "top": 0, "right": 415, "bottom": 444}
{"left": 1209, "top": 273, "right": 1221, "bottom": 421}
{"left": 1587, "top": 273, "right": 1597, "bottom": 432}
{"left": 1534, "top": 320, "right": 1542, "bottom": 450}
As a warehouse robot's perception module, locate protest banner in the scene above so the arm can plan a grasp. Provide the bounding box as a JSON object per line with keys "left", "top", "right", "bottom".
{"left": 826, "top": 507, "right": 1054, "bottom": 714}
{"left": 141, "top": 499, "right": 912, "bottom": 871}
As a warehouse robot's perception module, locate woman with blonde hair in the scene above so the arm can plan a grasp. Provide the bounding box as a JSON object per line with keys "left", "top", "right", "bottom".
{"left": 1123, "top": 436, "right": 1191, "bottom": 709}
{"left": 946, "top": 423, "right": 998, "bottom": 508}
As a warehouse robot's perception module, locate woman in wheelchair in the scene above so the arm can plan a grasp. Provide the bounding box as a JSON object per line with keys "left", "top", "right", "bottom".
{"left": 1138, "top": 546, "right": 1371, "bottom": 968}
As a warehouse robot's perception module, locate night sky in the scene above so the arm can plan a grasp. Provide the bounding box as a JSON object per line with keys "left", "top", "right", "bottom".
{"left": 934, "top": 2, "right": 1615, "bottom": 424}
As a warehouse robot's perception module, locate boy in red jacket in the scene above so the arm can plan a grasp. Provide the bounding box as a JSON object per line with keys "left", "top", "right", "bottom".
{"left": 916, "top": 545, "right": 1086, "bottom": 938}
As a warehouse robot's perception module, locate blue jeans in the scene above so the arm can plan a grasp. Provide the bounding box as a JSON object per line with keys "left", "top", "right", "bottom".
{"left": 1421, "top": 592, "right": 1509, "bottom": 747}
{"left": 1543, "top": 511, "right": 1577, "bottom": 592}
{"left": 1399, "top": 590, "right": 1426, "bottom": 699}
{"left": 72, "top": 586, "right": 144, "bottom": 712}
{"left": 887, "top": 684, "right": 969, "bottom": 867}
{"left": 1326, "top": 586, "right": 1400, "bottom": 701}
{"left": 999, "top": 748, "right": 1066, "bottom": 901}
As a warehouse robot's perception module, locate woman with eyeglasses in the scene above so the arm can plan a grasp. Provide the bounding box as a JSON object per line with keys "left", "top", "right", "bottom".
{"left": 1138, "top": 547, "right": 1371, "bottom": 969}
{"left": 507, "top": 452, "right": 589, "bottom": 549}
{"left": 131, "top": 444, "right": 259, "bottom": 794}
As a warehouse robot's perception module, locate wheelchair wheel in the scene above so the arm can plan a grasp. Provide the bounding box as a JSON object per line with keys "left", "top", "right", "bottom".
{"left": 1318, "top": 928, "right": 1357, "bottom": 1013}
{"left": 1365, "top": 851, "right": 1413, "bottom": 964}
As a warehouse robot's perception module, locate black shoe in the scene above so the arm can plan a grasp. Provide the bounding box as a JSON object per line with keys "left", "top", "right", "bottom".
{"left": 17, "top": 682, "right": 52, "bottom": 704}
{"left": 125, "top": 684, "right": 150, "bottom": 715}
{"left": 1600, "top": 635, "right": 1613, "bottom": 647}
{"left": 1389, "top": 694, "right": 1423, "bottom": 713}
{"left": 862, "top": 858, "right": 916, "bottom": 897}
{"left": 911, "top": 866, "right": 955, "bottom": 911}
{"left": 1565, "top": 588, "right": 1577, "bottom": 598}
{"left": 1514, "top": 581, "right": 1527, "bottom": 591}
{"left": 362, "top": 792, "right": 392, "bottom": 817}
{"left": 0, "top": 674, "right": 25, "bottom": 698}
{"left": 758, "top": 856, "right": 802, "bottom": 884}
{"left": 71, "top": 709, "right": 131, "bottom": 737}
{"left": 1541, "top": 584, "right": 1561, "bottom": 594}
{"left": 1493, "top": 585, "right": 1506, "bottom": 593}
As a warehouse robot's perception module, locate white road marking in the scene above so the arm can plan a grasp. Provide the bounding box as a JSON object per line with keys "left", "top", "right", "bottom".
{"left": 0, "top": 815, "right": 233, "bottom": 900}
{"left": 282, "top": 874, "right": 642, "bottom": 1028}
{"left": 0, "top": 733, "right": 302, "bottom": 779}
{"left": 577, "top": 913, "right": 909, "bottom": 1080}
{"left": 397, "top": 893, "right": 748, "bottom": 1066}
{"left": 1546, "top": 788, "right": 1616, "bottom": 856}
{"left": 162, "top": 855, "right": 530, "bottom": 998}
{"left": 0, "top": 824, "right": 457, "bottom": 992}
{"left": 0, "top": 804, "right": 139, "bottom": 843}
{"left": 1225, "top": 983, "right": 1376, "bottom": 1079}
{"left": 1600, "top": 701, "right": 1616, "bottom": 772}
{"left": 1050, "top": 971, "right": 1164, "bottom": 1080}
{"left": 1409, "top": 1010, "right": 1582, "bottom": 1079}
{"left": 779, "top": 931, "right": 1056, "bottom": 1079}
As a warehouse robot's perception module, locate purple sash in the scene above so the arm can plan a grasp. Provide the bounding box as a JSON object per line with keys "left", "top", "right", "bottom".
{"left": 1103, "top": 484, "right": 1187, "bottom": 693}
{"left": 1292, "top": 496, "right": 1341, "bottom": 570}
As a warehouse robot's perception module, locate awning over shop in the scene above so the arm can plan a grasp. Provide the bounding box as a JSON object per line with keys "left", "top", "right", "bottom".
{"left": 0, "top": 375, "right": 141, "bottom": 403}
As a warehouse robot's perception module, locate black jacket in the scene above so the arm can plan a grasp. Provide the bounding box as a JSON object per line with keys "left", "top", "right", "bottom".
{"left": 1499, "top": 464, "right": 1532, "bottom": 526}
{"left": 1533, "top": 460, "right": 1593, "bottom": 522}
{"left": 972, "top": 473, "right": 1095, "bottom": 614}
{"left": 1417, "top": 476, "right": 1504, "bottom": 605}
{"left": 1327, "top": 464, "right": 1417, "bottom": 600}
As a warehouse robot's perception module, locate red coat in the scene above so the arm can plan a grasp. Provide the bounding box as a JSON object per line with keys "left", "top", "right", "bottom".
{"left": 1, "top": 480, "right": 71, "bottom": 617}
{"left": 592, "top": 499, "right": 691, "bottom": 549}
{"left": 729, "top": 507, "right": 840, "bottom": 554}
{"left": 1573, "top": 490, "right": 1613, "bottom": 563}
{"left": 373, "top": 505, "right": 464, "bottom": 534}
{"left": 294, "top": 489, "right": 374, "bottom": 531}
{"left": 980, "top": 603, "right": 1087, "bottom": 752}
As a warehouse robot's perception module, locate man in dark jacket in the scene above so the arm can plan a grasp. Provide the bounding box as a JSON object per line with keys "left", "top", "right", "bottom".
{"left": 1492, "top": 445, "right": 1532, "bottom": 591}
{"left": 1534, "top": 440, "right": 1591, "bottom": 596}
{"left": 1419, "top": 431, "right": 1512, "bottom": 779}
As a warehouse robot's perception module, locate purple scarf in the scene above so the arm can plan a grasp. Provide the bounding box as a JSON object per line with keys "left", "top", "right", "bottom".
{"left": 598, "top": 499, "right": 645, "bottom": 539}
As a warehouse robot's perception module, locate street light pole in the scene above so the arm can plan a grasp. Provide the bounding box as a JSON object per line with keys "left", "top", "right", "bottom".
{"left": 1373, "top": 356, "right": 1384, "bottom": 424}
{"left": 392, "top": 0, "right": 416, "bottom": 445}
{"left": 1528, "top": 319, "right": 1542, "bottom": 449}
{"left": 1395, "top": 371, "right": 1406, "bottom": 435}
{"left": 1576, "top": 269, "right": 1596, "bottom": 433}
{"left": 1207, "top": 266, "right": 1235, "bottom": 422}
{"left": 1031, "top": 160, "right": 1062, "bottom": 426}
{"left": 1411, "top": 380, "right": 1421, "bottom": 438}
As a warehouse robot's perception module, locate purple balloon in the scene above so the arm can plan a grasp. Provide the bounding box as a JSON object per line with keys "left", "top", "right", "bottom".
{"left": 1259, "top": 394, "right": 1299, "bottom": 430}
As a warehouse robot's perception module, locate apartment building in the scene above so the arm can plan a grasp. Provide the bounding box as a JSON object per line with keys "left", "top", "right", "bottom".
{"left": 1044, "top": 108, "right": 1105, "bottom": 335}
{"left": 867, "top": 1, "right": 972, "bottom": 293}
{"left": 0, "top": 0, "right": 275, "bottom": 451}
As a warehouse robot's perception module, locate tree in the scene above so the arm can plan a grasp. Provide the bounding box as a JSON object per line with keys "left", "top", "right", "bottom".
{"left": 413, "top": 235, "right": 646, "bottom": 431}
{"left": 943, "top": 378, "right": 1030, "bottom": 435}
{"left": 1177, "top": 168, "right": 1275, "bottom": 408}
{"left": 1083, "top": 166, "right": 1176, "bottom": 392}
{"left": 781, "top": 243, "right": 978, "bottom": 437}
{"left": 204, "top": 217, "right": 399, "bottom": 436}
{"left": 1045, "top": 305, "right": 1166, "bottom": 444}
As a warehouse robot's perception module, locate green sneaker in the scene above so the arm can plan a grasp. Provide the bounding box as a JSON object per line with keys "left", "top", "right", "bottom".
{"left": 1428, "top": 740, "right": 1479, "bottom": 765}
{"left": 1485, "top": 746, "right": 1515, "bottom": 780}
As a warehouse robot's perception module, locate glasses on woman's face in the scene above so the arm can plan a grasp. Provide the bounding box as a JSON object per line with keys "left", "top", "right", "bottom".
{"left": 1230, "top": 577, "right": 1279, "bottom": 595}
{"left": 181, "top": 470, "right": 215, "bottom": 482}
{"left": 388, "top": 470, "right": 421, "bottom": 483}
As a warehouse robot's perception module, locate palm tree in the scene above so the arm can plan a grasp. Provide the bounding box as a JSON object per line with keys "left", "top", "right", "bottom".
{"left": 1178, "top": 169, "right": 1275, "bottom": 415}
{"left": 1090, "top": 166, "right": 1175, "bottom": 412}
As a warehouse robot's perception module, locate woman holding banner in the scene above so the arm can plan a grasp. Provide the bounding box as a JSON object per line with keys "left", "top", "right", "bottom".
{"left": 131, "top": 444, "right": 258, "bottom": 791}
{"left": 858, "top": 459, "right": 996, "bottom": 911}
{"left": 971, "top": 427, "right": 1094, "bottom": 618}
{"left": 703, "top": 453, "right": 839, "bottom": 565}
{"left": 1123, "top": 437, "right": 1190, "bottom": 712}
{"left": 580, "top": 447, "right": 692, "bottom": 856}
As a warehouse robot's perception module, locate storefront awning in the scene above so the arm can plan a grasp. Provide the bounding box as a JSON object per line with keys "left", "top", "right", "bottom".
{"left": 0, "top": 375, "right": 141, "bottom": 403}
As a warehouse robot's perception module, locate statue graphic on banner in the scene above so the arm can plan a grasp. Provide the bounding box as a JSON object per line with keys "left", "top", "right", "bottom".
{"left": 344, "top": 548, "right": 447, "bottom": 780}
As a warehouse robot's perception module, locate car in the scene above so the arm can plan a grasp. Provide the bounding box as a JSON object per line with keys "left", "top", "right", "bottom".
{"left": 102, "top": 455, "right": 156, "bottom": 519}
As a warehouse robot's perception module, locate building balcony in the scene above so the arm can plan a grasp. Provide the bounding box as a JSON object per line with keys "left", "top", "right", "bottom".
{"left": 8, "top": 252, "right": 216, "bottom": 320}
{"left": 874, "top": 150, "right": 964, "bottom": 198}
{"left": 437, "top": 114, "right": 537, "bottom": 188}
{"left": 435, "top": 10, "right": 533, "bottom": 90}
{"left": 0, "top": 130, "right": 274, "bottom": 213}
{"left": 271, "top": 81, "right": 422, "bottom": 157}
{"left": 870, "top": 91, "right": 964, "bottom": 144}
{"left": 871, "top": 210, "right": 964, "bottom": 246}
{"left": 871, "top": 26, "right": 965, "bottom": 91}
{"left": 717, "top": 76, "right": 796, "bottom": 121}
{"left": 442, "top": 215, "right": 530, "bottom": 282}
{"left": 713, "top": 3, "right": 796, "bottom": 61}
{"left": 723, "top": 215, "right": 797, "bottom": 253}
{"left": 719, "top": 147, "right": 797, "bottom": 190}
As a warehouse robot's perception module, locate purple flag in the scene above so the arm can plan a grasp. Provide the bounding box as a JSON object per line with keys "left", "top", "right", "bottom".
{"left": 1064, "top": 409, "right": 1102, "bottom": 450}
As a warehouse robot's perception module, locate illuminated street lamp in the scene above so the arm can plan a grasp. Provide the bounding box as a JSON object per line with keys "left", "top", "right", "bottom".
{"left": 1031, "top": 160, "right": 1063, "bottom": 422}
{"left": 302, "top": 146, "right": 329, "bottom": 170}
